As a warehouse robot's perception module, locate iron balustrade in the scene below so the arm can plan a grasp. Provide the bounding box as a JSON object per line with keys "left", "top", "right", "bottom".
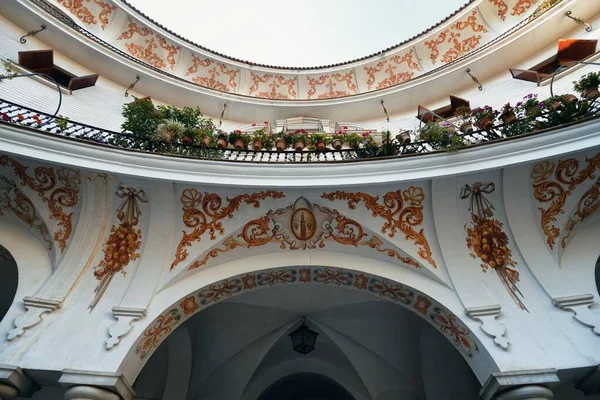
{"left": 1, "top": 98, "right": 599, "bottom": 163}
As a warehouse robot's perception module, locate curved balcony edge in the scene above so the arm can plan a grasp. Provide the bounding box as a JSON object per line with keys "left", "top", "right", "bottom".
{"left": 1, "top": 118, "right": 600, "bottom": 188}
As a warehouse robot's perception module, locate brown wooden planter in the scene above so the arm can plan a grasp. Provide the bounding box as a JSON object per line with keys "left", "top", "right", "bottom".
{"left": 501, "top": 111, "right": 517, "bottom": 125}
{"left": 275, "top": 139, "right": 288, "bottom": 152}
{"left": 331, "top": 139, "right": 343, "bottom": 150}
{"left": 182, "top": 135, "right": 193, "bottom": 145}
{"left": 459, "top": 122, "right": 473, "bottom": 134}
{"left": 475, "top": 116, "right": 493, "bottom": 130}
{"left": 234, "top": 139, "right": 246, "bottom": 150}
{"left": 217, "top": 138, "right": 228, "bottom": 149}
{"left": 294, "top": 141, "right": 306, "bottom": 152}
{"left": 253, "top": 140, "right": 264, "bottom": 151}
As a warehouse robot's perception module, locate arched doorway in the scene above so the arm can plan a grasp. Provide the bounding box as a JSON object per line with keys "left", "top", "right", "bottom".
{"left": 127, "top": 267, "right": 489, "bottom": 400}
{"left": 0, "top": 245, "right": 18, "bottom": 323}
{"left": 258, "top": 373, "right": 355, "bottom": 400}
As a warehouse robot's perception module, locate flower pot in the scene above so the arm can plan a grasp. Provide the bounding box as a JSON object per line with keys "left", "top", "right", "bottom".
{"left": 585, "top": 87, "right": 600, "bottom": 99}
{"left": 349, "top": 141, "right": 360, "bottom": 150}
{"left": 331, "top": 139, "right": 343, "bottom": 150}
{"left": 217, "top": 138, "right": 228, "bottom": 149}
{"left": 532, "top": 121, "right": 542, "bottom": 131}
{"left": 459, "top": 122, "right": 473, "bottom": 134}
{"left": 253, "top": 140, "right": 264, "bottom": 151}
{"left": 316, "top": 141, "right": 327, "bottom": 152}
{"left": 475, "top": 116, "right": 493, "bottom": 130}
{"left": 396, "top": 131, "right": 411, "bottom": 144}
{"left": 200, "top": 136, "right": 211, "bottom": 148}
{"left": 182, "top": 135, "right": 193, "bottom": 145}
{"left": 549, "top": 101, "right": 561, "bottom": 111}
{"left": 294, "top": 140, "right": 306, "bottom": 152}
{"left": 525, "top": 108, "right": 541, "bottom": 118}
{"left": 275, "top": 139, "right": 288, "bottom": 152}
{"left": 562, "top": 94, "right": 578, "bottom": 104}
{"left": 234, "top": 138, "right": 247, "bottom": 150}
{"left": 501, "top": 111, "right": 517, "bottom": 125}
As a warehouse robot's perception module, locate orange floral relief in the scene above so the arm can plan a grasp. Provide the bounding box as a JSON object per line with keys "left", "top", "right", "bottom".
{"left": 249, "top": 72, "right": 297, "bottom": 99}
{"left": 117, "top": 20, "right": 180, "bottom": 70}
{"left": 364, "top": 49, "right": 421, "bottom": 90}
{"left": 488, "top": 0, "right": 509, "bottom": 21}
{"left": 306, "top": 72, "right": 358, "bottom": 99}
{"left": 512, "top": 0, "right": 539, "bottom": 16}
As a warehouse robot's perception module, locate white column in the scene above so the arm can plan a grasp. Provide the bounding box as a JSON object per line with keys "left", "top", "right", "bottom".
{"left": 496, "top": 385, "right": 553, "bottom": 400}
{"left": 0, "top": 383, "right": 18, "bottom": 400}
{"left": 64, "top": 385, "right": 120, "bottom": 400}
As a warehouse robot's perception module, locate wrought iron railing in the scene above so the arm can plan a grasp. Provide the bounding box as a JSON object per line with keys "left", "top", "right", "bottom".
{"left": 1, "top": 98, "right": 599, "bottom": 163}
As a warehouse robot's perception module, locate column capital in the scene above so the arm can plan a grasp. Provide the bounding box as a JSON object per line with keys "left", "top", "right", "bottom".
{"left": 64, "top": 385, "right": 120, "bottom": 400}
{"left": 0, "top": 365, "right": 37, "bottom": 397}
{"left": 496, "top": 385, "right": 553, "bottom": 399}
{"left": 59, "top": 370, "right": 134, "bottom": 400}
{"left": 0, "top": 383, "right": 18, "bottom": 400}
{"left": 480, "top": 369, "right": 559, "bottom": 400}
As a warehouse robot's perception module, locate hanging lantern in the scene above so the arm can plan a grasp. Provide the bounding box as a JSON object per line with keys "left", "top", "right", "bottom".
{"left": 289, "top": 316, "right": 319, "bottom": 355}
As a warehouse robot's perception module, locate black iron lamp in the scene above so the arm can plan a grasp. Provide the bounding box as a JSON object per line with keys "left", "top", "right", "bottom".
{"left": 289, "top": 316, "right": 319, "bottom": 355}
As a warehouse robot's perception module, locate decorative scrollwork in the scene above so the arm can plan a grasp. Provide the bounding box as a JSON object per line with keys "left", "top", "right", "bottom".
{"left": 321, "top": 187, "right": 436, "bottom": 267}
{"left": 171, "top": 189, "right": 285, "bottom": 270}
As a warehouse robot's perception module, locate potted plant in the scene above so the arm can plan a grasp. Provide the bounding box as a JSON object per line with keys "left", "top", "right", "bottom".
{"left": 331, "top": 130, "right": 345, "bottom": 150}
{"left": 500, "top": 103, "right": 517, "bottom": 125}
{"left": 290, "top": 129, "right": 309, "bottom": 151}
{"left": 395, "top": 130, "right": 412, "bottom": 144}
{"left": 153, "top": 119, "right": 185, "bottom": 143}
{"left": 216, "top": 130, "right": 228, "bottom": 149}
{"left": 228, "top": 130, "right": 250, "bottom": 150}
{"left": 418, "top": 121, "right": 464, "bottom": 152}
{"left": 573, "top": 72, "right": 600, "bottom": 99}
{"left": 310, "top": 132, "right": 330, "bottom": 152}
{"left": 345, "top": 132, "right": 362, "bottom": 149}
{"left": 273, "top": 132, "right": 291, "bottom": 152}
{"left": 252, "top": 128, "right": 274, "bottom": 151}
{"left": 189, "top": 127, "right": 214, "bottom": 148}
{"left": 519, "top": 94, "right": 544, "bottom": 118}
{"left": 456, "top": 106, "right": 473, "bottom": 134}
{"left": 471, "top": 106, "right": 498, "bottom": 130}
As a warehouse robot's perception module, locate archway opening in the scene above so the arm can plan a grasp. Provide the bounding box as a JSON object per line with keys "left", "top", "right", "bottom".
{"left": 595, "top": 255, "right": 600, "bottom": 297}
{"left": 131, "top": 279, "right": 483, "bottom": 400}
{"left": 258, "top": 372, "right": 355, "bottom": 400}
{"left": 0, "top": 244, "right": 18, "bottom": 323}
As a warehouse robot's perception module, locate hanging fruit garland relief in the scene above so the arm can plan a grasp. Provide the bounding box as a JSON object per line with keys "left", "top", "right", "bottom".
{"left": 460, "top": 182, "right": 527, "bottom": 311}
{"left": 89, "top": 185, "right": 148, "bottom": 310}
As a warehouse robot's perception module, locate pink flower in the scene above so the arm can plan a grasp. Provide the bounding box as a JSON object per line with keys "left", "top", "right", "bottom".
{"left": 343, "top": 126, "right": 348, "bottom": 130}
{"left": 252, "top": 123, "right": 257, "bottom": 126}
{"left": 17, "top": 114, "right": 24, "bottom": 121}
{"left": 263, "top": 121, "right": 269, "bottom": 125}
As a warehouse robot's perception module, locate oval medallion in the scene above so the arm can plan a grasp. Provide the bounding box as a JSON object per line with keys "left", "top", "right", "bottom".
{"left": 291, "top": 208, "right": 316, "bottom": 241}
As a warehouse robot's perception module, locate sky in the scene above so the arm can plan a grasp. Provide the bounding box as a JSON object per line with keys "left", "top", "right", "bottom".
{"left": 126, "top": 0, "right": 469, "bottom": 67}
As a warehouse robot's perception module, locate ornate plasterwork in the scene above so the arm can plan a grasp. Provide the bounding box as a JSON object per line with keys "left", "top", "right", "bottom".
{"left": 89, "top": 185, "right": 148, "bottom": 310}
{"left": 321, "top": 187, "right": 436, "bottom": 267}
{"left": 461, "top": 182, "right": 527, "bottom": 311}
{"left": 512, "top": 0, "right": 540, "bottom": 16}
{"left": 306, "top": 72, "right": 358, "bottom": 99}
{"left": 117, "top": 20, "right": 181, "bottom": 70}
{"left": 248, "top": 72, "right": 298, "bottom": 99}
{"left": 57, "top": 0, "right": 117, "bottom": 30}
{"left": 134, "top": 266, "right": 479, "bottom": 360}
{"left": 424, "top": 10, "right": 489, "bottom": 65}
{"left": 363, "top": 49, "right": 422, "bottom": 90}
{"left": 186, "top": 197, "right": 420, "bottom": 270}
{"left": 184, "top": 55, "right": 239, "bottom": 92}
{"left": 488, "top": 0, "right": 509, "bottom": 21}
{"left": 170, "top": 189, "right": 285, "bottom": 270}
{"left": 0, "top": 156, "right": 80, "bottom": 253}
{"left": 532, "top": 152, "right": 600, "bottom": 250}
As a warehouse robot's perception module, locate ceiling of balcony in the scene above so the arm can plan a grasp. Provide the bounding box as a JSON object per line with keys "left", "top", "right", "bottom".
{"left": 124, "top": 0, "right": 469, "bottom": 67}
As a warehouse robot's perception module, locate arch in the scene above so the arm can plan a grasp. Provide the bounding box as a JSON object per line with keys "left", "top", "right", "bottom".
{"left": 595, "top": 255, "right": 600, "bottom": 297}
{"left": 0, "top": 245, "right": 18, "bottom": 323}
{"left": 257, "top": 372, "right": 355, "bottom": 400}
{"left": 120, "top": 265, "right": 497, "bottom": 386}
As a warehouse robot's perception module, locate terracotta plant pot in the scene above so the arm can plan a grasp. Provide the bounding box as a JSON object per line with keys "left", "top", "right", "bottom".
{"left": 234, "top": 138, "right": 246, "bottom": 150}
{"left": 200, "top": 136, "right": 211, "bottom": 148}
{"left": 459, "top": 122, "right": 473, "bottom": 134}
{"left": 253, "top": 140, "right": 264, "bottom": 151}
{"left": 396, "top": 131, "right": 411, "bottom": 144}
{"left": 349, "top": 141, "right": 360, "bottom": 150}
{"left": 275, "top": 139, "right": 288, "bottom": 152}
{"left": 562, "top": 94, "right": 578, "bottom": 104}
{"left": 217, "top": 138, "right": 228, "bottom": 149}
{"left": 549, "top": 101, "right": 561, "bottom": 111}
{"left": 532, "top": 121, "right": 542, "bottom": 131}
{"left": 501, "top": 111, "right": 517, "bottom": 125}
{"left": 475, "top": 116, "right": 493, "bottom": 130}
{"left": 316, "top": 141, "right": 327, "bottom": 152}
{"left": 181, "top": 135, "right": 193, "bottom": 145}
{"left": 294, "top": 140, "right": 306, "bottom": 152}
{"left": 331, "top": 139, "right": 343, "bottom": 150}
{"left": 585, "top": 87, "right": 600, "bottom": 99}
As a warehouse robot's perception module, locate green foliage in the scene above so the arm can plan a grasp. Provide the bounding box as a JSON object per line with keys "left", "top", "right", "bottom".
{"left": 310, "top": 132, "right": 330, "bottom": 147}
{"left": 573, "top": 72, "right": 600, "bottom": 97}
{"left": 55, "top": 115, "right": 69, "bottom": 132}
{"left": 289, "top": 129, "right": 310, "bottom": 146}
{"left": 252, "top": 129, "right": 274, "bottom": 150}
{"left": 418, "top": 122, "right": 465, "bottom": 152}
{"left": 228, "top": 130, "right": 251, "bottom": 146}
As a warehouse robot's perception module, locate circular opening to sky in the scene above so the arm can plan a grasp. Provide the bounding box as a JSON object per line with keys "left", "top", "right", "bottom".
{"left": 125, "top": 0, "right": 470, "bottom": 67}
